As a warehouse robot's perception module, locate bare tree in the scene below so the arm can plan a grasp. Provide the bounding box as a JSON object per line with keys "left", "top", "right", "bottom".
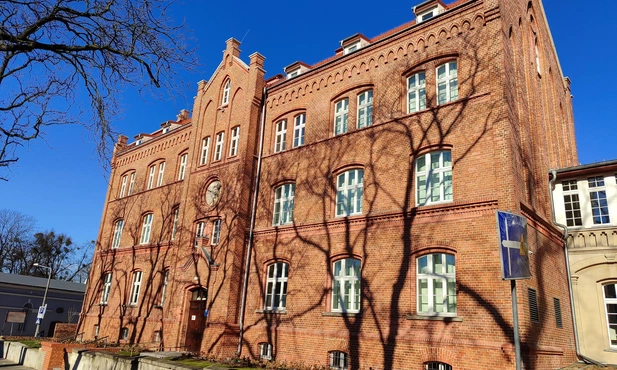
{"left": 0, "top": 0, "right": 197, "bottom": 179}
{"left": 0, "top": 208, "right": 36, "bottom": 270}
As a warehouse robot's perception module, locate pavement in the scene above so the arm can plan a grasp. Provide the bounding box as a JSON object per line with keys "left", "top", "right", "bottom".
{"left": 0, "top": 358, "right": 35, "bottom": 369}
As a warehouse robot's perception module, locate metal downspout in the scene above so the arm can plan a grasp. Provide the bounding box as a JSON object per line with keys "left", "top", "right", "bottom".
{"left": 237, "top": 87, "right": 268, "bottom": 356}
{"left": 549, "top": 170, "right": 604, "bottom": 366}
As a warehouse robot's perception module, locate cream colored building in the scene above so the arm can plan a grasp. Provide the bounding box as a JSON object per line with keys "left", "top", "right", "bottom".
{"left": 552, "top": 160, "right": 617, "bottom": 365}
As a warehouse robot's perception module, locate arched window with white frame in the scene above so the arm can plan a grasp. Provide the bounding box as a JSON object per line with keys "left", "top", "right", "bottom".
{"left": 222, "top": 79, "right": 231, "bottom": 105}
{"left": 264, "top": 262, "right": 288, "bottom": 311}
{"left": 332, "top": 258, "right": 361, "bottom": 313}
{"left": 436, "top": 61, "right": 458, "bottom": 105}
{"left": 603, "top": 283, "right": 617, "bottom": 348}
{"left": 408, "top": 71, "right": 426, "bottom": 113}
{"left": 336, "top": 169, "right": 364, "bottom": 217}
{"left": 415, "top": 150, "right": 452, "bottom": 206}
{"left": 417, "top": 253, "right": 456, "bottom": 315}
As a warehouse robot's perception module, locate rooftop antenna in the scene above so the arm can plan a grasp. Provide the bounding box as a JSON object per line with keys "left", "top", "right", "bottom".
{"left": 240, "top": 29, "right": 250, "bottom": 44}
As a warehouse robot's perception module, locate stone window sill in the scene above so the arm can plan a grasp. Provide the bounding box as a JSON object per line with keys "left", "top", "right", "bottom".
{"left": 322, "top": 312, "right": 361, "bottom": 317}
{"left": 406, "top": 314, "right": 462, "bottom": 322}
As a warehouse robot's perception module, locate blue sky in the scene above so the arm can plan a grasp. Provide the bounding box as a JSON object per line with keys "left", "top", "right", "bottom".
{"left": 2, "top": 0, "right": 616, "bottom": 246}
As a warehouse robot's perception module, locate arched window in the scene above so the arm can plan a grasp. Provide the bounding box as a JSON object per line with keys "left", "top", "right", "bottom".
{"left": 334, "top": 98, "right": 349, "bottom": 135}
{"left": 129, "top": 270, "right": 143, "bottom": 305}
{"left": 603, "top": 283, "right": 617, "bottom": 348}
{"left": 222, "top": 79, "right": 231, "bottom": 105}
{"left": 259, "top": 342, "right": 273, "bottom": 360}
{"left": 111, "top": 219, "right": 123, "bottom": 249}
{"left": 140, "top": 213, "right": 153, "bottom": 244}
{"left": 417, "top": 253, "right": 456, "bottom": 315}
{"left": 264, "top": 262, "right": 288, "bottom": 311}
{"left": 329, "top": 351, "right": 348, "bottom": 369}
{"left": 425, "top": 362, "right": 453, "bottom": 370}
{"left": 273, "top": 183, "right": 295, "bottom": 226}
{"left": 357, "top": 90, "right": 373, "bottom": 128}
{"left": 408, "top": 71, "right": 426, "bottom": 113}
{"left": 415, "top": 150, "right": 452, "bottom": 206}
{"left": 332, "top": 258, "right": 361, "bottom": 313}
{"left": 436, "top": 61, "right": 458, "bottom": 105}
{"left": 336, "top": 169, "right": 364, "bottom": 217}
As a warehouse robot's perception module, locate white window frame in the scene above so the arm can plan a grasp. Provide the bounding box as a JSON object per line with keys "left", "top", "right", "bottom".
{"left": 589, "top": 176, "right": 610, "bottom": 225}
{"left": 94, "top": 325, "right": 100, "bottom": 337}
{"left": 160, "top": 270, "right": 169, "bottom": 306}
{"left": 157, "top": 162, "right": 165, "bottom": 187}
{"left": 334, "top": 99, "right": 349, "bottom": 136}
{"left": 408, "top": 72, "right": 426, "bottom": 113}
{"left": 229, "top": 126, "right": 240, "bottom": 157}
{"left": 211, "top": 219, "right": 222, "bottom": 245}
{"left": 275, "top": 120, "right": 287, "bottom": 153}
{"left": 332, "top": 258, "right": 361, "bottom": 313}
{"left": 100, "top": 273, "right": 112, "bottom": 304}
{"left": 293, "top": 114, "right": 306, "bottom": 148}
{"left": 425, "top": 362, "right": 453, "bottom": 370}
{"left": 178, "top": 154, "right": 188, "bottom": 181}
{"left": 417, "top": 253, "right": 456, "bottom": 316}
{"left": 147, "top": 165, "right": 156, "bottom": 190}
{"left": 222, "top": 79, "right": 231, "bottom": 106}
{"left": 120, "top": 327, "right": 129, "bottom": 340}
{"left": 436, "top": 61, "right": 458, "bottom": 105}
{"left": 336, "top": 169, "right": 364, "bottom": 217}
{"left": 562, "top": 180, "right": 582, "bottom": 227}
{"left": 260, "top": 342, "right": 273, "bottom": 360}
{"left": 119, "top": 175, "right": 128, "bottom": 198}
{"left": 273, "top": 184, "right": 295, "bottom": 226}
{"left": 111, "top": 220, "right": 124, "bottom": 249}
{"left": 416, "top": 150, "right": 452, "bottom": 206}
{"left": 195, "top": 221, "right": 205, "bottom": 246}
{"left": 128, "top": 172, "right": 136, "bottom": 195}
{"left": 171, "top": 208, "right": 179, "bottom": 241}
{"left": 129, "top": 271, "right": 143, "bottom": 305}
{"left": 603, "top": 283, "right": 617, "bottom": 349}
{"left": 140, "top": 213, "right": 153, "bottom": 244}
{"left": 343, "top": 41, "right": 361, "bottom": 54}
{"left": 357, "top": 90, "right": 373, "bottom": 129}
{"left": 265, "top": 262, "right": 288, "bottom": 311}
{"left": 417, "top": 7, "right": 438, "bottom": 22}
{"left": 214, "top": 132, "right": 224, "bottom": 161}
{"left": 200, "top": 137, "right": 211, "bottom": 165}
{"left": 329, "top": 351, "right": 348, "bottom": 370}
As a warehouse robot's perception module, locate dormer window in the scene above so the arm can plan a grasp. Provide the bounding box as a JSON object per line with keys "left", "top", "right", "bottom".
{"left": 135, "top": 139, "right": 142, "bottom": 146}
{"left": 413, "top": 1, "right": 445, "bottom": 23}
{"left": 284, "top": 62, "right": 311, "bottom": 80}
{"left": 344, "top": 41, "right": 361, "bottom": 55}
{"left": 162, "top": 127, "right": 170, "bottom": 134}
{"left": 340, "top": 34, "right": 370, "bottom": 56}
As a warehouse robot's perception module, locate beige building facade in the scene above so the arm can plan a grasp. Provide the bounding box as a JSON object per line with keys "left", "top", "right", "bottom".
{"left": 551, "top": 160, "right": 617, "bottom": 365}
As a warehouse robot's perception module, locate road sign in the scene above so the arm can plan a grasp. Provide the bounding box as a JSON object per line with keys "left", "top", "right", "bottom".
{"left": 497, "top": 210, "right": 531, "bottom": 280}
{"left": 37, "top": 304, "right": 47, "bottom": 319}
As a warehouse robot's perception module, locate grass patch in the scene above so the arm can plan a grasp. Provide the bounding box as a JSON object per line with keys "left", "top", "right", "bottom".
{"left": 16, "top": 340, "right": 41, "bottom": 348}
{"left": 170, "top": 358, "right": 216, "bottom": 368}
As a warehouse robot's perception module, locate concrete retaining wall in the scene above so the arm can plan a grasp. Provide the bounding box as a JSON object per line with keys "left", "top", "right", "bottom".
{"left": 67, "top": 350, "right": 194, "bottom": 370}
{"left": 1, "top": 341, "right": 44, "bottom": 369}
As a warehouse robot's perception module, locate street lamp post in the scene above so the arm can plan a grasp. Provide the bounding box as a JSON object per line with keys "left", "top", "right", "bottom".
{"left": 33, "top": 263, "right": 52, "bottom": 338}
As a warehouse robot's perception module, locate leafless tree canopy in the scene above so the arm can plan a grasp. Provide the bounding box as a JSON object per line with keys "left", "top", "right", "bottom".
{"left": 0, "top": 209, "right": 94, "bottom": 281}
{"left": 0, "top": 0, "right": 196, "bottom": 179}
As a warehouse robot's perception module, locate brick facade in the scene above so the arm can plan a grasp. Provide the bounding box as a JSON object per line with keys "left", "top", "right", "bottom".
{"left": 79, "top": 0, "right": 578, "bottom": 368}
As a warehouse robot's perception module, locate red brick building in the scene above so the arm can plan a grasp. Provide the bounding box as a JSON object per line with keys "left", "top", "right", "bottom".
{"left": 79, "top": 0, "right": 579, "bottom": 368}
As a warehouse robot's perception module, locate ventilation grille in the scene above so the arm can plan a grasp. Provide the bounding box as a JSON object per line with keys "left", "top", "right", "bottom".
{"left": 528, "top": 288, "right": 539, "bottom": 323}
{"left": 554, "top": 297, "right": 563, "bottom": 328}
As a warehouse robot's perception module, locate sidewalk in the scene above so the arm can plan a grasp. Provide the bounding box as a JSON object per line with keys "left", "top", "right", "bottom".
{"left": 0, "top": 358, "right": 36, "bottom": 370}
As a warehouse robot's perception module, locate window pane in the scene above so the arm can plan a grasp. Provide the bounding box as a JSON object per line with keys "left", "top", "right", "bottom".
{"left": 418, "top": 256, "right": 429, "bottom": 274}
{"left": 434, "top": 280, "right": 444, "bottom": 312}
{"left": 417, "top": 156, "right": 426, "bottom": 173}
{"left": 606, "top": 284, "right": 617, "bottom": 299}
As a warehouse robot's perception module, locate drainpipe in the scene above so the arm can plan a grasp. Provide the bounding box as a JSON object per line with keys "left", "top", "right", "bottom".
{"left": 549, "top": 170, "right": 604, "bottom": 366}
{"left": 237, "top": 87, "right": 268, "bottom": 357}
